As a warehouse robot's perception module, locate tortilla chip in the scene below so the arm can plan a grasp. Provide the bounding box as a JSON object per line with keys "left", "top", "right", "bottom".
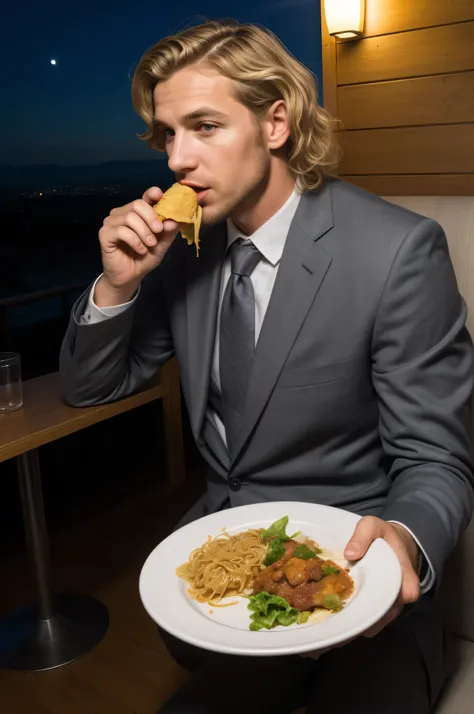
{"left": 153, "top": 183, "right": 202, "bottom": 256}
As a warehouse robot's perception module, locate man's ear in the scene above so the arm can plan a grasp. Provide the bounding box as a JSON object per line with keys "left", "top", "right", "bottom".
{"left": 261, "top": 100, "right": 290, "bottom": 150}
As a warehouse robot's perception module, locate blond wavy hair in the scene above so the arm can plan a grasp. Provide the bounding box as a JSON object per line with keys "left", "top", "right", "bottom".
{"left": 131, "top": 19, "right": 340, "bottom": 192}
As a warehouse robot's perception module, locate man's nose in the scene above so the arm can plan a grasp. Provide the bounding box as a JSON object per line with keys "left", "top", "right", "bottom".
{"left": 167, "top": 135, "right": 198, "bottom": 174}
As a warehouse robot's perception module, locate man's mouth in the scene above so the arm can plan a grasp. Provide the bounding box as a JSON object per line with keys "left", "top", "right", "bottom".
{"left": 179, "top": 181, "right": 206, "bottom": 190}
{"left": 179, "top": 181, "right": 210, "bottom": 205}
{"left": 180, "top": 181, "right": 208, "bottom": 191}
{"left": 196, "top": 189, "right": 210, "bottom": 205}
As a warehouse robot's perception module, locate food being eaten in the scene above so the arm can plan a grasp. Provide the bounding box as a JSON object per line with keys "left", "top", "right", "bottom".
{"left": 153, "top": 183, "right": 202, "bottom": 256}
{"left": 176, "top": 515, "right": 355, "bottom": 630}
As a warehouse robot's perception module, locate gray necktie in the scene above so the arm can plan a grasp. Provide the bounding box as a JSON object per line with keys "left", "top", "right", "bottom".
{"left": 219, "top": 241, "right": 262, "bottom": 458}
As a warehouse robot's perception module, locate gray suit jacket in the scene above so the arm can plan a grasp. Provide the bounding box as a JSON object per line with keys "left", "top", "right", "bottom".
{"left": 59, "top": 178, "right": 474, "bottom": 585}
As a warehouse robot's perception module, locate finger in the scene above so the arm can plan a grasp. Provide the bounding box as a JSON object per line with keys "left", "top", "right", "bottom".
{"left": 387, "top": 525, "right": 421, "bottom": 604}
{"left": 398, "top": 558, "right": 420, "bottom": 605}
{"left": 148, "top": 225, "right": 180, "bottom": 262}
{"left": 393, "top": 547, "right": 420, "bottom": 605}
{"left": 344, "top": 516, "right": 385, "bottom": 560}
{"left": 121, "top": 211, "right": 158, "bottom": 247}
{"left": 112, "top": 225, "right": 149, "bottom": 255}
{"left": 161, "top": 219, "right": 179, "bottom": 234}
{"left": 401, "top": 570, "right": 420, "bottom": 604}
{"left": 110, "top": 199, "right": 163, "bottom": 236}
{"left": 385, "top": 532, "right": 420, "bottom": 605}
{"left": 142, "top": 186, "right": 163, "bottom": 205}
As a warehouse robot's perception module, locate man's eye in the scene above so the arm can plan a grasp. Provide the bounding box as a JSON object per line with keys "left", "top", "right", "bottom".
{"left": 199, "top": 123, "right": 217, "bottom": 133}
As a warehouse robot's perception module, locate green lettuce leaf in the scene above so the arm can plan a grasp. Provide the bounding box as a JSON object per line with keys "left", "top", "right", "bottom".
{"left": 292, "top": 543, "right": 322, "bottom": 560}
{"left": 264, "top": 538, "right": 286, "bottom": 566}
{"left": 247, "top": 591, "right": 300, "bottom": 630}
{"left": 247, "top": 591, "right": 273, "bottom": 615}
{"left": 261, "top": 516, "right": 320, "bottom": 565}
{"left": 262, "top": 516, "right": 290, "bottom": 541}
{"left": 276, "top": 610, "right": 298, "bottom": 627}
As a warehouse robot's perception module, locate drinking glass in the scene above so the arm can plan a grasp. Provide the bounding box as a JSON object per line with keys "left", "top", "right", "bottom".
{"left": 0, "top": 352, "right": 23, "bottom": 412}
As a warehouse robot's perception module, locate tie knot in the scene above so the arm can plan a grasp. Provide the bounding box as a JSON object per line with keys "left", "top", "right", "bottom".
{"left": 230, "top": 241, "right": 261, "bottom": 277}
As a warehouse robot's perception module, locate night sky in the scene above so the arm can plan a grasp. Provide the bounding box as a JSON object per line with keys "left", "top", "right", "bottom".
{"left": 2, "top": 0, "right": 322, "bottom": 167}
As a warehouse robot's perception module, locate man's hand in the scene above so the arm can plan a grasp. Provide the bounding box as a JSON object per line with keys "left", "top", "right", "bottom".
{"left": 95, "top": 186, "right": 180, "bottom": 307}
{"left": 301, "top": 517, "right": 420, "bottom": 660}
{"left": 344, "top": 516, "right": 420, "bottom": 638}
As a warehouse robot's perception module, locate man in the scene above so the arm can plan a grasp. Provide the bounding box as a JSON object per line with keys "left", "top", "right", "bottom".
{"left": 59, "top": 19, "right": 474, "bottom": 714}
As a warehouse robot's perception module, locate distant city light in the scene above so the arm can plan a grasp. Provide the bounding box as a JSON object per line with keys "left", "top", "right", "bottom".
{"left": 50, "top": 59, "right": 57, "bottom": 66}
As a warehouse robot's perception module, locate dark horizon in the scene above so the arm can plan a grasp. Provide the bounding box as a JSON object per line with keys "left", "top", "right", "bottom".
{"left": 0, "top": 157, "right": 174, "bottom": 196}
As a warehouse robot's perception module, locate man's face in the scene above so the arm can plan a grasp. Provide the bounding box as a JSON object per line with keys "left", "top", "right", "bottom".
{"left": 153, "top": 63, "right": 271, "bottom": 227}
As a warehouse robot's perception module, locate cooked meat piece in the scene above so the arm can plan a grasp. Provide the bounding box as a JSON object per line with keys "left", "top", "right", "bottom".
{"left": 253, "top": 554, "right": 323, "bottom": 598}
{"left": 283, "top": 557, "right": 307, "bottom": 587}
{"left": 252, "top": 569, "right": 281, "bottom": 595}
{"left": 310, "top": 571, "right": 354, "bottom": 607}
{"left": 287, "top": 582, "right": 322, "bottom": 611}
{"left": 306, "top": 560, "right": 324, "bottom": 582}
{"left": 282, "top": 557, "right": 323, "bottom": 587}
{"left": 252, "top": 552, "right": 354, "bottom": 611}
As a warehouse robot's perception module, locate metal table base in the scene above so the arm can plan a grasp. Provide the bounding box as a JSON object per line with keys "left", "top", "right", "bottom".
{"left": 0, "top": 449, "right": 109, "bottom": 671}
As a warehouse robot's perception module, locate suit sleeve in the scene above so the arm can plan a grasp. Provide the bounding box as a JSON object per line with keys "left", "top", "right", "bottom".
{"left": 59, "top": 267, "right": 174, "bottom": 407}
{"left": 80, "top": 274, "right": 140, "bottom": 324}
{"left": 372, "top": 217, "right": 474, "bottom": 584}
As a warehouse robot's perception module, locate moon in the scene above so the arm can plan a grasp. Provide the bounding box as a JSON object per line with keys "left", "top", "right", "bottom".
{"left": 50, "top": 59, "right": 57, "bottom": 65}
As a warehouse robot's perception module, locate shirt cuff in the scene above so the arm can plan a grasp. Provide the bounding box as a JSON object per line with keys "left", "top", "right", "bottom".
{"left": 387, "top": 520, "right": 436, "bottom": 594}
{"left": 80, "top": 274, "right": 140, "bottom": 324}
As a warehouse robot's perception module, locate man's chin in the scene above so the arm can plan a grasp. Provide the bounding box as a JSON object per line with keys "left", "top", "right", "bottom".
{"left": 200, "top": 203, "right": 228, "bottom": 228}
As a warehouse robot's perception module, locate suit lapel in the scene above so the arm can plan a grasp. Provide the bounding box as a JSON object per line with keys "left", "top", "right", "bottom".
{"left": 185, "top": 221, "right": 227, "bottom": 438}
{"left": 232, "top": 184, "right": 335, "bottom": 462}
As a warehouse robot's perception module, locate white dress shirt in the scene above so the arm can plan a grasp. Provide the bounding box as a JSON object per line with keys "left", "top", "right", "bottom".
{"left": 81, "top": 186, "right": 435, "bottom": 593}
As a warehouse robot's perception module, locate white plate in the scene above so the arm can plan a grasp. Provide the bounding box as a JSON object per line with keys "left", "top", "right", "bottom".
{"left": 139, "top": 501, "right": 402, "bottom": 657}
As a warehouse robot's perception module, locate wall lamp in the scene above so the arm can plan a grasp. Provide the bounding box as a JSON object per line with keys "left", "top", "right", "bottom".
{"left": 325, "top": 0, "right": 365, "bottom": 40}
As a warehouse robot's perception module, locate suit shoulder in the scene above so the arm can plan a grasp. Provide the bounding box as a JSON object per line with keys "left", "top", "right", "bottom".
{"left": 328, "top": 178, "right": 433, "bottom": 235}
{"left": 312, "top": 179, "right": 447, "bottom": 273}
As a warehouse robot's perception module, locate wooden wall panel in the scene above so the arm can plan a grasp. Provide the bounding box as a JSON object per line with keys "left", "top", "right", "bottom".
{"left": 337, "top": 22, "right": 474, "bottom": 85}
{"left": 343, "top": 175, "right": 474, "bottom": 197}
{"left": 340, "top": 124, "right": 474, "bottom": 175}
{"left": 320, "top": 0, "right": 474, "bottom": 195}
{"left": 363, "top": 0, "right": 474, "bottom": 37}
{"left": 338, "top": 73, "right": 474, "bottom": 130}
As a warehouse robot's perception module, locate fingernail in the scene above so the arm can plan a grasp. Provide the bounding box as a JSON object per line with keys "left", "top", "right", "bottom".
{"left": 345, "top": 547, "right": 357, "bottom": 559}
{"left": 146, "top": 235, "right": 156, "bottom": 246}
{"left": 153, "top": 221, "right": 161, "bottom": 232}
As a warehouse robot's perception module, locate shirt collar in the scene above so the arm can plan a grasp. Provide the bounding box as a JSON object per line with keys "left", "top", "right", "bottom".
{"left": 225, "top": 187, "right": 302, "bottom": 266}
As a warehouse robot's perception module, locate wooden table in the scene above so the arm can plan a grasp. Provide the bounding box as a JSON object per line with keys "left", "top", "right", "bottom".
{"left": 0, "top": 362, "right": 185, "bottom": 672}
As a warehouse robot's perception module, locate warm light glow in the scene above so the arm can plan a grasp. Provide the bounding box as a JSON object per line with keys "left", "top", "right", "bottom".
{"left": 325, "top": 0, "right": 365, "bottom": 39}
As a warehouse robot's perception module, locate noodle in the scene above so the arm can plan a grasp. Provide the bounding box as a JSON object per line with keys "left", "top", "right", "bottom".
{"left": 176, "top": 528, "right": 267, "bottom": 605}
